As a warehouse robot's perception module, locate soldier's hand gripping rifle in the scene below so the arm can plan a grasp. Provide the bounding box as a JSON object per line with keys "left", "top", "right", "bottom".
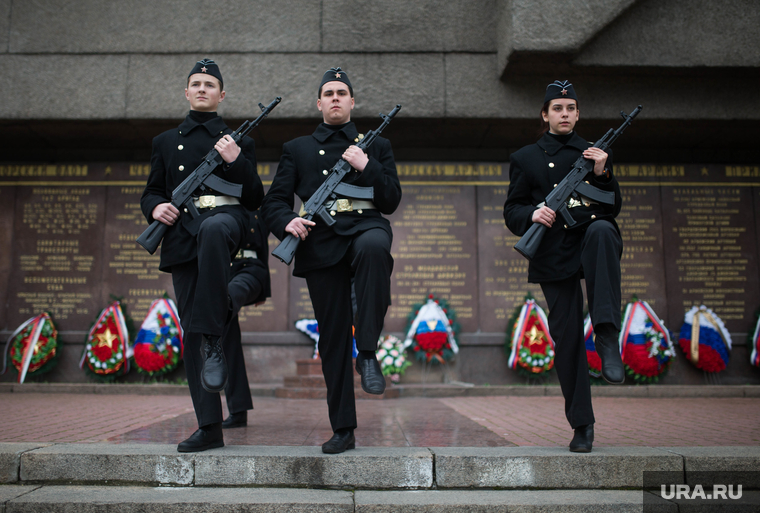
{"left": 513, "top": 105, "right": 642, "bottom": 260}
{"left": 137, "top": 97, "right": 282, "bottom": 254}
{"left": 271, "top": 104, "right": 402, "bottom": 265}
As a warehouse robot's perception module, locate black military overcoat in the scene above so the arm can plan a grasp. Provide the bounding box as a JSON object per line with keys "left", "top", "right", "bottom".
{"left": 262, "top": 122, "right": 402, "bottom": 277}
{"left": 503, "top": 132, "right": 622, "bottom": 283}
{"left": 140, "top": 113, "right": 263, "bottom": 271}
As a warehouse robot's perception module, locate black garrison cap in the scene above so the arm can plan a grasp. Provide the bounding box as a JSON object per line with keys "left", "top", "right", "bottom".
{"left": 188, "top": 58, "right": 223, "bottom": 89}
{"left": 544, "top": 80, "right": 577, "bottom": 104}
{"left": 319, "top": 67, "right": 353, "bottom": 97}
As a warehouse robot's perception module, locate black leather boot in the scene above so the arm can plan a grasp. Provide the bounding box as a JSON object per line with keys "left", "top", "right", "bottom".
{"left": 200, "top": 334, "right": 228, "bottom": 393}
{"left": 594, "top": 324, "right": 625, "bottom": 385}
{"left": 355, "top": 351, "right": 386, "bottom": 395}
{"left": 569, "top": 424, "right": 594, "bottom": 453}
{"left": 322, "top": 429, "right": 355, "bottom": 454}
{"left": 222, "top": 411, "right": 248, "bottom": 429}
{"left": 177, "top": 423, "right": 224, "bottom": 453}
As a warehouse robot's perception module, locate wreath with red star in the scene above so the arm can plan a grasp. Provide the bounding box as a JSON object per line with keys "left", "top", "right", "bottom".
{"left": 80, "top": 298, "right": 135, "bottom": 381}
{"left": 505, "top": 293, "right": 555, "bottom": 378}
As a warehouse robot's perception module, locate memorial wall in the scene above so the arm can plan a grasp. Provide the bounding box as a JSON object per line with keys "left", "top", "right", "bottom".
{"left": 1, "top": 162, "right": 759, "bottom": 384}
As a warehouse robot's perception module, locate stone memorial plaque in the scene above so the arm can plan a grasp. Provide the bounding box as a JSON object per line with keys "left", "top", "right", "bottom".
{"left": 7, "top": 178, "right": 104, "bottom": 330}
{"left": 660, "top": 165, "right": 760, "bottom": 332}
{"left": 101, "top": 164, "right": 175, "bottom": 325}
{"left": 386, "top": 184, "right": 478, "bottom": 332}
{"left": 616, "top": 182, "right": 668, "bottom": 318}
{"left": 0, "top": 186, "right": 16, "bottom": 331}
{"left": 476, "top": 185, "right": 544, "bottom": 333}
{"left": 238, "top": 233, "right": 290, "bottom": 331}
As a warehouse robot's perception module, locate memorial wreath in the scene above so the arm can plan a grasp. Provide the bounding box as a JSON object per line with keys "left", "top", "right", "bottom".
{"left": 750, "top": 309, "right": 760, "bottom": 368}
{"left": 132, "top": 297, "right": 183, "bottom": 376}
{"left": 403, "top": 294, "right": 459, "bottom": 364}
{"left": 506, "top": 295, "right": 554, "bottom": 378}
{"left": 80, "top": 300, "right": 134, "bottom": 380}
{"left": 678, "top": 305, "right": 731, "bottom": 373}
{"left": 620, "top": 299, "right": 675, "bottom": 383}
{"left": 2, "top": 312, "right": 59, "bottom": 383}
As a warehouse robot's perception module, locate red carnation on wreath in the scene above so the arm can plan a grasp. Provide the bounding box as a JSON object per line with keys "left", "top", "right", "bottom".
{"left": 505, "top": 293, "right": 555, "bottom": 378}
{"left": 403, "top": 293, "right": 459, "bottom": 365}
{"left": 132, "top": 297, "right": 183, "bottom": 376}
{"left": 80, "top": 298, "right": 135, "bottom": 381}
{"left": 2, "top": 312, "right": 60, "bottom": 383}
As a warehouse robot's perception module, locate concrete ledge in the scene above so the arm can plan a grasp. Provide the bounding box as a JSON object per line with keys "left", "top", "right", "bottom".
{"left": 432, "top": 447, "right": 682, "bottom": 489}
{"left": 663, "top": 446, "right": 760, "bottom": 474}
{"left": 8, "top": 443, "right": 760, "bottom": 492}
{"left": 194, "top": 446, "right": 433, "bottom": 489}
{"left": 0, "top": 445, "right": 49, "bottom": 484}
{"left": 19, "top": 444, "right": 194, "bottom": 486}
{"left": 6, "top": 486, "right": 354, "bottom": 513}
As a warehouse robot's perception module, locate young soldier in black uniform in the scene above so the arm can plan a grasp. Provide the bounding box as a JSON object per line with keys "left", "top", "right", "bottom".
{"left": 140, "top": 59, "right": 264, "bottom": 452}
{"left": 262, "top": 67, "right": 402, "bottom": 454}
{"left": 503, "top": 80, "right": 624, "bottom": 453}
{"left": 221, "top": 210, "right": 271, "bottom": 429}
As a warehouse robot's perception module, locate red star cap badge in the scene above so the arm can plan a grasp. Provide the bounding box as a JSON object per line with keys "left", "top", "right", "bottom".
{"left": 561, "top": 88, "right": 568, "bottom": 95}
{"left": 201, "top": 66, "right": 208, "bottom": 73}
{"left": 335, "top": 72, "right": 341, "bottom": 78}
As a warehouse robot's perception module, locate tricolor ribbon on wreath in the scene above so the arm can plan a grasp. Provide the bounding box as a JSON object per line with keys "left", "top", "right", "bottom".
{"left": 507, "top": 299, "right": 554, "bottom": 374}
{"left": 678, "top": 305, "right": 731, "bottom": 373}
{"left": 132, "top": 298, "right": 184, "bottom": 375}
{"left": 403, "top": 296, "right": 459, "bottom": 364}
{"left": 295, "top": 319, "right": 357, "bottom": 359}
{"left": 583, "top": 315, "right": 603, "bottom": 378}
{"left": 79, "top": 301, "right": 132, "bottom": 376}
{"left": 2, "top": 313, "right": 58, "bottom": 383}
{"left": 619, "top": 300, "right": 675, "bottom": 382}
{"left": 751, "top": 312, "right": 760, "bottom": 368}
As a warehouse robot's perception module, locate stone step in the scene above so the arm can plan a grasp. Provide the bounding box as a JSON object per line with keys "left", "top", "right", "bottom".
{"left": 5, "top": 443, "right": 759, "bottom": 490}
{"left": 0, "top": 486, "right": 680, "bottom": 512}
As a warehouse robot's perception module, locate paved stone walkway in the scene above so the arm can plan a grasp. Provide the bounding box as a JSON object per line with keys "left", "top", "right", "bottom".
{"left": 1, "top": 392, "right": 758, "bottom": 447}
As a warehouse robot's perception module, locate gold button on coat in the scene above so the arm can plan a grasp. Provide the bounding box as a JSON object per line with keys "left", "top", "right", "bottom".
{"left": 179, "top": 165, "right": 185, "bottom": 171}
{"left": 549, "top": 163, "right": 554, "bottom": 168}
{"left": 591, "top": 215, "right": 597, "bottom": 220}
{"left": 178, "top": 145, "right": 184, "bottom": 150}
{"left": 323, "top": 170, "right": 328, "bottom": 175}
{"left": 319, "top": 150, "right": 325, "bottom": 155}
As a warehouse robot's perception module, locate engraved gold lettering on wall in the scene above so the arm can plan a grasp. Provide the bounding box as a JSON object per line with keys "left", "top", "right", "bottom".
{"left": 617, "top": 186, "right": 667, "bottom": 317}
{"left": 397, "top": 164, "right": 503, "bottom": 178}
{"left": 0, "top": 165, "right": 88, "bottom": 177}
{"left": 477, "top": 186, "right": 543, "bottom": 331}
{"left": 387, "top": 186, "right": 477, "bottom": 331}
{"left": 663, "top": 185, "right": 758, "bottom": 330}
{"left": 103, "top": 185, "right": 172, "bottom": 323}
{"left": 14, "top": 187, "right": 99, "bottom": 322}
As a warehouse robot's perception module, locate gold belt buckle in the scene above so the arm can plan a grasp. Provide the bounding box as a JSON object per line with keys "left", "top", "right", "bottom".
{"left": 336, "top": 199, "right": 353, "bottom": 212}
{"left": 199, "top": 195, "right": 216, "bottom": 209}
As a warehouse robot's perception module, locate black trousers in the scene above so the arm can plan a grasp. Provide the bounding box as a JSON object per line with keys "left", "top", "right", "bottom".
{"left": 304, "top": 228, "right": 393, "bottom": 432}
{"left": 539, "top": 221, "right": 622, "bottom": 429}
{"left": 171, "top": 213, "right": 242, "bottom": 428}
{"left": 222, "top": 263, "right": 265, "bottom": 415}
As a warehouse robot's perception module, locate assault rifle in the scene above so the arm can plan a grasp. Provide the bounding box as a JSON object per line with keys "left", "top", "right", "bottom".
{"left": 271, "top": 104, "right": 402, "bottom": 265}
{"left": 136, "top": 97, "right": 282, "bottom": 254}
{"left": 513, "top": 105, "right": 642, "bottom": 260}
